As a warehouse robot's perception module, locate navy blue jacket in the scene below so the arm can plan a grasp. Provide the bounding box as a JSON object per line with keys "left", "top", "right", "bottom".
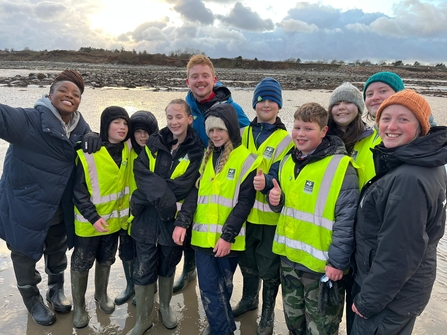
{"left": 0, "top": 97, "right": 91, "bottom": 260}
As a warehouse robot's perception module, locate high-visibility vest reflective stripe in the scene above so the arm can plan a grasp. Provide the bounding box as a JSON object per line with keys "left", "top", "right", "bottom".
{"left": 242, "top": 127, "right": 294, "bottom": 225}
{"left": 74, "top": 144, "right": 131, "bottom": 237}
{"left": 352, "top": 128, "right": 381, "bottom": 188}
{"left": 145, "top": 146, "right": 191, "bottom": 214}
{"left": 273, "top": 154, "right": 352, "bottom": 273}
{"left": 192, "top": 146, "right": 262, "bottom": 251}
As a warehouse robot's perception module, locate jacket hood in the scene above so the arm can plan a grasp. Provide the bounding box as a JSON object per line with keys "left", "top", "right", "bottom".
{"left": 205, "top": 103, "right": 241, "bottom": 148}
{"left": 130, "top": 110, "right": 159, "bottom": 154}
{"left": 34, "top": 95, "right": 81, "bottom": 137}
{"left": 373, "top": 126, "right": 447, "bottom": 173}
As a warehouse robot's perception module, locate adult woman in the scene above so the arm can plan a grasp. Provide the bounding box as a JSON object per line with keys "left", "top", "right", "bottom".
{"left": 351, "top": 89, "right": 447, "bottom": 334}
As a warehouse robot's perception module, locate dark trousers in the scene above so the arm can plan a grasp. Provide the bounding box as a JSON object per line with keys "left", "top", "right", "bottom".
{"left": 238, "top": 222, "right": 280, "bottom": 281}
{"left": 351, "top": 307, "right": 417, "bottom": 335}
{"left": 134, "top": 241, "right": 182, "bottom": 285}
{"left": 70, "top": 232, "right": 119, "bottom": 272}
{"left": 196, "top": 251, "right": 239, "bottom": 335}
{"left": 9, "top": 222, "right": 68, "bottom": 287}
{"left": 118, "top": 229, "right": 135, "bottom": 262}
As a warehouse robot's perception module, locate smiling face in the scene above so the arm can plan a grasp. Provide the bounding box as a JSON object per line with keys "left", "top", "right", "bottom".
{"left": 292, "top": 119, "right": 328, "bottom": 155}
{"left": 378, "top": 105, "right": 420, "bottom": 148}
{"left": 330, "top": 101, "right": 359, "bottom": 131}
{"left": 108, "top": 118, "right": 129, "bottom": 144}
{"left": 255, "top": 99, "right": 279, "bottom": 124}
{"left": 365, "top": 82, "right": 396, "bottom": 117}
{"left": 49, "top": 80, "right": 82, "bottom": 123}
{"left": 134, "top": 129, "right": 149, "bottom": 147}
{"left": 208, "top": 128, "right": 230, "bottom": 148}
{"left": 166, "top": 103, "right": 193, "bottom": 143}
{"left": 186, "top": 64, "right": 217, "bottom": 101}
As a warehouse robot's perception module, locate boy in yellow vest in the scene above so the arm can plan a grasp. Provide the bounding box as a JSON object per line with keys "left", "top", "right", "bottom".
{"left": 232, "top": 77, "right": 294, "bottom": 335}
{"left": 71, "top": 106, "right": 131, "bottom": 328}
{"left": 267, "top": 103, "right": 359, "bottom": 334}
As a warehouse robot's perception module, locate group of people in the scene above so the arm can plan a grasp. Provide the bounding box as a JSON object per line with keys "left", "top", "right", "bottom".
{"left": 0, "top": 54, "right": 446, "bottom": 335}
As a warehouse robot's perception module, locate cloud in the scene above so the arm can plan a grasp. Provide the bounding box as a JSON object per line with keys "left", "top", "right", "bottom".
{"left": 217, "top": 2, "right": 274, "bottom": 31}
{"left": 278, "top": 19, "right": 319, "bottom": 33}
{"left": 169, "top": 0, "right": 214, "bottom": 25}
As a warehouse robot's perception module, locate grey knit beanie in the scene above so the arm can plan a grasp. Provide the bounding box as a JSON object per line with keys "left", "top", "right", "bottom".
{"left": 329, "top": 82, "right": 365, "bottom": 114}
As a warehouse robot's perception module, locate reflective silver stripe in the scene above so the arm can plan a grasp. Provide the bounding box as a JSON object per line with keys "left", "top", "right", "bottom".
{"left": 234, "top": 153, "right": 258, "bottom": 201}
{"left": 84, "top": 153, "right": 101, "bottom": 204}
{"left": 192, "top": 222, "right": 246, "bottom": 236}
{"left": 74, "top": 208, "right": 129, "bottom": 224}
{"left": 273, "top": 136, "right": 293, "bottom": 161}
{"left": 253, "top": 199, "right": 274, "bottom": 213}
{"left": 93, "top": 187, "right": 130, "bottom": 205}
{"left": 315, "top": 155, "right": 344, "bottom": 217}
{"left": 274, "top": 234, "right": 328, "bottom": 261}
{"left": 281, "top": 206, "right": 334, "bottom": 230}
{"left": 197, "top": 194, "right": 235, "bottom": 207}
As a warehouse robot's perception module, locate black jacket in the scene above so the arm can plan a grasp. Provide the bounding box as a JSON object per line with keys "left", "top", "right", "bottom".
{"left": 130, "top": 126, "right": 204, "bottom": 246}
{"left": 353, "top": 127, "right": 447, "bottom": 318}
{"left": 269, "top": 135, "right": 360, "bottom": 272}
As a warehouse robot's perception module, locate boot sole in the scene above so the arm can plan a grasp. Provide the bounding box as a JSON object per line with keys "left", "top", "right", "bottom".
{"left": 46, "top": 298, "right": 72, "bottom": 314}
{"left": 33, "top": 316, "right": 56, "bottom": 327}
{"left": 232, "top": 305, "right": 258, "bottom": 318}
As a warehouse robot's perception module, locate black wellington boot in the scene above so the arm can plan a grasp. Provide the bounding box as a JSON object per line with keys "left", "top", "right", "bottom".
{"left": 232, "top": 274, "right": 261, "bottom": 317}
{"left": 173, "top": 249, "right": 196, "bottom": 293}
{"left": 256, "top": 279, "right": 280, "bottom": 335}
{"left": 114, "top": 260, "right": 135, "bottom": 305}
{"left": 18, "top": 285, "right": 56, "bottom": 326}
{"left": 46, "top": 272, "right": 72, "bottom": 313}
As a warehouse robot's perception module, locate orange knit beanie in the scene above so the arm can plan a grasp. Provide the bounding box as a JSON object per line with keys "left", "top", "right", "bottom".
{"left": 376, "top": 89, "right": 431, "bottom": 135}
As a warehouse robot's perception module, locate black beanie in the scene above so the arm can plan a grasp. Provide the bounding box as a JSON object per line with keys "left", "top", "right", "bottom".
{"left": 100, "top": 106, "right": 130, "bottom": 142}
{"left": 130, "top": 111, "right": 159, "bottom": 135}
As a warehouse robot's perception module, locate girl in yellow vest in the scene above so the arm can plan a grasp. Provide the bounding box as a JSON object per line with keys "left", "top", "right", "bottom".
{"left": 327, "top": 82, "right": 373, "bottom": 188}
{"left": 268, "top": 103, "right": 359, "bottom": 335}
{"left": 172, "top": 104, "right": 262, "bottom": 335}
{"left": 127, "top": 99, "right": 204, "bottom": 335}
{"left": 71, "top": 106, "right": 131, "bottom": 328}
{"left": 114, "top": 110, "right": 159, "bottom": 306}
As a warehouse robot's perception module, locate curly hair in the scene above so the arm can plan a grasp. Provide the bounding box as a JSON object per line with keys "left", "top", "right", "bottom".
{"left": 50, "top": 69, "right": 85, "bottom": 94}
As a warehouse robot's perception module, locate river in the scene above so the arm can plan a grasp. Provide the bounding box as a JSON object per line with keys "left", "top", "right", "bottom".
{"left": 0, "top": 84, "right": 446, "bottom": 334}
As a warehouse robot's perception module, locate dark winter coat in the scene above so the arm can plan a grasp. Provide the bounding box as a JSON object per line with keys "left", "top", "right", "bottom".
{"left": 269, "top": 135, "right": 360, "bottom": 272}
{"left": 130, "top": 126, "right": 204, "bottom": 246}
{"left": 353, "top": 126, "right": 447, "bottom": 318}
{"left": 185, "top": 83, "right": 250, "bottom": 145}
{"left": 0, "top": 97, "right": 91, "bottom": 260}
{"left": 174, "top": 103, "right": 257, "bottom": 256}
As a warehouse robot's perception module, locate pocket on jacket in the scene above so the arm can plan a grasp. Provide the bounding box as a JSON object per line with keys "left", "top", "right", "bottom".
{"left": 12, "top": 183, "right": 41, "bottom": 197}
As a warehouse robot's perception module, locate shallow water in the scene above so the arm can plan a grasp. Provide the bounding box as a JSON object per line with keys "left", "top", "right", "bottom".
{"left": 0, "top": 86, "right": 446, "bottom": 334}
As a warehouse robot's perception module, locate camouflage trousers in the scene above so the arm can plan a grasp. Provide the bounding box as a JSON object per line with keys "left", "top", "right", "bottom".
{"left": 280, "top": 260, "right": 345, "bottom": 335}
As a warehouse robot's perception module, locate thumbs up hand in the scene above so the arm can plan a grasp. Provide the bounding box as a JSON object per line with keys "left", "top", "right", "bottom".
{"left": 269, "top": 179, "right": 282, "bottom": 206}
{"left": 253, "top": 169, "right": 266, "bottom": 191}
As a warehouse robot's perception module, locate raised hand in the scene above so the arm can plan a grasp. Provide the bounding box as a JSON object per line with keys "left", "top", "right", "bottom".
{"left": 269, "top": 178, "right": 281, "bottom": 206}
{"left": 253, "top": 169, "right": 266, "bottom": 191}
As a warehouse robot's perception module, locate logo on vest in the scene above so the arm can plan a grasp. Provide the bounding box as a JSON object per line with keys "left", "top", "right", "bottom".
{"left": 304, "top": 180, "right": 314, "bottom": 194}
{"left": 227, "top": 168, "right": 236, "bottom": 180}
{"left": 263, "top": 146, "right": 275, "bottom": 159}
{"left": 351, "top": 150, "right": 358, "bottom": 161}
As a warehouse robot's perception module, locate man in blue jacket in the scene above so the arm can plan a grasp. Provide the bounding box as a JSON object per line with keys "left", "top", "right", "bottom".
{"left": 0, "top": 70, "right": 95, "bottom": 326}
{"left": 174, "top": 54, "right": 251, "bottom": 293}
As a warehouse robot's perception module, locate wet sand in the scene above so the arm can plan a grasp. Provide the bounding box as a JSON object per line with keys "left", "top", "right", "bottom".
{"left": 0, "top": 86, "right": 446, "bottom": 334}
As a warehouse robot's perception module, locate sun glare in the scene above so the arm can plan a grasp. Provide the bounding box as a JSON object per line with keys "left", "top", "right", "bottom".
{"left": 89, "top": 0, "right": 171, "bottom": 35}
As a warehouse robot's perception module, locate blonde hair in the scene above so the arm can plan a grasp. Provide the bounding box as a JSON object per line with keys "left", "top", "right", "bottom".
{"left": 187, "top": 54, "right": 216, "bottom": 78}
{"left": 195, "top": 140, "right": 234, "bottom": 188}
{"left": 165, "top": 98, "right": 191, "bottom": 116}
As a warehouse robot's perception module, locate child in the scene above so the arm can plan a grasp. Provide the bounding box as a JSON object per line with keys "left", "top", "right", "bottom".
{"left": 268, "top": 103, "right": 359, "bottom": 335}
{"left": 175, "top": 53, "right": 251, "bottom": 293}
{"left": 0, "top": 70, "right": 93, "bottom": 326}
{"left": 327, "top": 82, "right": 371, "bottom": 187}
{"left": 114, "top": 110, "right": 159, "bottom": 306}
{"left": 71, "top": 106, "right": 131, "bottom": 328}
{"left": 233, "top": 77, "right": 294, "bottom": 335}
{"left": 352, "top": 90, "right": 447, "bottom": 334}
{"left": 127, "top": 99, "right": 204, "bottom": 335}
{"left": 172, "top": 103, "right": 262, "bottom": 335}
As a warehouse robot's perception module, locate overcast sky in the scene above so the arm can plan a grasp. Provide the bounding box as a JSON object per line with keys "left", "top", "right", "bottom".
{"left": 1, "top": 0, "right": 446, "bottom": 64}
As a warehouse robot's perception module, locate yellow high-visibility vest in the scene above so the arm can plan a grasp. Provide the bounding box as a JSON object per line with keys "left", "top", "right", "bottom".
{"left": 74, "top": 144, "right": 131, "bottom": 237}
{"left": 242, "top": 127, "right": 293, "bottom": 225}
{"left": 352, "top": 128, "right": 381, "bottom": 188}
{"left": 192, "top": 146, "right": 262, "bottom": 251}
{"left": 273, "top": 154, "right": 353, "bottom": 273}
